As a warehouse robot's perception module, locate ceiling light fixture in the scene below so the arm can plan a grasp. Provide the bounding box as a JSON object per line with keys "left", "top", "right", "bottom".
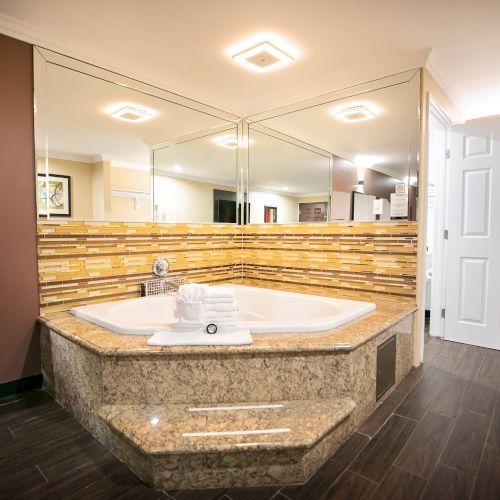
{"left": 173, "top": 165, "right": 183, "bottom": 172}
{"left": 109, "top": 105, "right": 153, "bottom": 123}
{"left": 332, "top": 104, "right": 376, "bottom": 123}
{"left": 229, "top": 34, "right": 297, "bottom": 73}
{"left": 282, "top": 186, "right": 289, "bottom": 190}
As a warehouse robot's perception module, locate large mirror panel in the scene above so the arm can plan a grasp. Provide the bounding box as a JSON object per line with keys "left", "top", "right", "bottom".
{"left": 248, "top": 70, "right": 420, "bottom": 222}
{"left": 152, "top": 126, "right": 239, "bottom": 223}
{"left": 34, "top": 47, "right": 238, "bottom": 222}
{"left": 248, "top": 126, "right": 331, "bottom": 223}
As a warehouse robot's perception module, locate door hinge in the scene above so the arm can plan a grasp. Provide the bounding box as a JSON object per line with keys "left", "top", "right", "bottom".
{"left": 445, "top": 149, "right": 451, "bottom": 159}
{"left": 441, "top": 308, "right": 446, "bottom": 319}
{"left": 444, "top": 229, "right": 449, "bottom": 240}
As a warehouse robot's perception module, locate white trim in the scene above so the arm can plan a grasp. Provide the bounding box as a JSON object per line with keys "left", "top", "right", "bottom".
{"left": 417, "top": 93, "right": 452, "bottom": 361}
{"left": 188, "top": 404, "right": 284, "bottom": 412}
{"left": 182, "top": 428, "right": 291, "bottom": 437}
{"left": 109, "top": 160, "right": 151, "bottom": 172}
{"left": 424, "top": 50, "right": 464, "bottom": 124}
{"left": 35, "top": 149, "right": 100, "bottom": 163}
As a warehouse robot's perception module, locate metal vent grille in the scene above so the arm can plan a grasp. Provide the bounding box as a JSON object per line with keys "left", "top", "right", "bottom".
{"left": 140, "top": 277, "right": 184, "bottom": 297}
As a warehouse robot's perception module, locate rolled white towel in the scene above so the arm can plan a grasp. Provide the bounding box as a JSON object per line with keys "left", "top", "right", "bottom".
{"left": 205, "top": 303, "right": 237, "bottom": 313}
{"left": 176, "top": 284, "right": 207, "bottom": 304}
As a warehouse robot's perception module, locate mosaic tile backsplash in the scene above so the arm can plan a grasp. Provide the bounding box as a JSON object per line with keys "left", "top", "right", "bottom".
{"left": 37, "top": 221, "right": 417, "bottom": 312}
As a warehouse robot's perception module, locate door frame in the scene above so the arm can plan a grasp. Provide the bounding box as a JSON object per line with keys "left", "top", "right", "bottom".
{"left": 417, "top": 92, "right": 452, "bottom": 362}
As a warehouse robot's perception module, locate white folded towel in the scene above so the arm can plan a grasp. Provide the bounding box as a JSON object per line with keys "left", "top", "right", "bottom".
{"left": 206, "top": 297, "right": 235, "bottom": 304}
{"left": 203, "top": 285, "right": 235, "bottom": 299}
{"left": 147, "top": 328, "right": 252, "bottom": 346}
{"left": 205, "top": 303, "right": 237, "bottom": 313}
{"left": 205, "top": 312, "right": 236, "bottom": 320}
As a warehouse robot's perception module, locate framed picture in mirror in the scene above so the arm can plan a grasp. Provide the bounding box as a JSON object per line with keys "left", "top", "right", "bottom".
{"left": 37, "top": 173, "right": 72, "bottom": 217}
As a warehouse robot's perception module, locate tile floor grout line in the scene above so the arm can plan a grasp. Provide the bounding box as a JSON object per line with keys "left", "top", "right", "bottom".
{"left": 468, "top": 399, "right": 496, "bottom": 500}
{"left": 35, "top": 464, "right": 49, "bottom": 483}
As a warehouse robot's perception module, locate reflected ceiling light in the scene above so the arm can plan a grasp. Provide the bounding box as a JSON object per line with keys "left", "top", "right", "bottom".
{"left": 109, "top": 104, "right": 153, "bottom": 123}
{"left": 150, "top": 417, "right": 160, "bottom": 426}
{"left": 173, "top": 165, "right": 183, "bottom": 172}
{"left": 215, "top": 135, "right": 239, "bottom": 149}
{"left": 332, "top": 104, "right": 376, "bottom": 123}
{"left": 282, "top": 186, "right": 289, "bottom": 190}
{"left": 354, "top": 155, "right": 383, "bottom": 168}
{"left": 229, "top": 34, "right": 297, "bottom": 73}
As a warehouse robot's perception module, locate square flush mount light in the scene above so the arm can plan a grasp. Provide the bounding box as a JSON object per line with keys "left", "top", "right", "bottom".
{"left": 215, "top": 136, "right": 239, "bottom": 149}
{"left": 333, "top": 105, "right": 376, "bottom": 123}
{"left": 232, "top": 41, "right": 294, "bottom": 73}
{"left": 110, "top": 105, "right": 152, "bottom": 122}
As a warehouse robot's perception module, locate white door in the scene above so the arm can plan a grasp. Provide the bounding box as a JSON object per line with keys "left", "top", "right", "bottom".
{"left": 444, "top": 117, "right": 500, "bottom": 349}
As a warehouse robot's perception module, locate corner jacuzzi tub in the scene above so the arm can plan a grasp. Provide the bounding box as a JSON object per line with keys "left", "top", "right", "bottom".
{"left": 70, "top": 284, "right": 375, "bottom": 335}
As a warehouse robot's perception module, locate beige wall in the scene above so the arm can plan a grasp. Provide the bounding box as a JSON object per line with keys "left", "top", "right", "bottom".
{"left": 154, "top": 174, "right": 236, "bottom": 223}
{"left": 110, "top": 165, "right": 150, "bottom": 221}
{"left": 36, "top": 157, "right": 94, "bottom": 219}
{"left": 249, "top": 190, "right": 299, "bottom": 224}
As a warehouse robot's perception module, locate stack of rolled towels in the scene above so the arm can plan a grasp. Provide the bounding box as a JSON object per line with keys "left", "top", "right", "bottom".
{"left": 175, "top": 284, "right": 237, "bottom": 329}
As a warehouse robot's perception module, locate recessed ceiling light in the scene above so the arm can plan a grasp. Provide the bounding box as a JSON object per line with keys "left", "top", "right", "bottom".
{"left": 232, "top": 41, "right": 294, "bottom": 73}
{"left": 215, "top": 136, "right": 239, "bottom": 149}
{"left": 282, "top": 186, "right": 289, "bottom": 190}
{"left": 332, "top": 105, "right": 376, "bottom": 123}
{"left": 173, "top": 165, "right": 183, "bottom": 172}
{"left": 110, "top": 105, "right": 153, "bottom": 123}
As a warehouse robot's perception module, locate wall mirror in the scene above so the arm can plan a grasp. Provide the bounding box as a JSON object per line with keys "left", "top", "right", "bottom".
{"left": 34, "top": 47, "right": 238, "bottom": 222}
{"left": 247, "top": 125, "right": 332, "bottom": 223}
{"left": 247, "top": 69, "right": 420, "bottom": 222}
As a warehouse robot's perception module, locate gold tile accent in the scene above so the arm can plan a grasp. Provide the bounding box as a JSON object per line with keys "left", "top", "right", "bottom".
{"left": 37, "top": 221, "right": 417, "bottom": 312}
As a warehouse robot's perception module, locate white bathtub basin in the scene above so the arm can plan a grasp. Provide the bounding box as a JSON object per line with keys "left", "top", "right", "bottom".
{"left": 70, "top": 284, "right": 375, "bottom": 335}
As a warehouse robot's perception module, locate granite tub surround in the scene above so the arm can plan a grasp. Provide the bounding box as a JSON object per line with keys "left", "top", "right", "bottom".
{"left": 38, "top": 291, "right": 415, "bottom": 357}
{"left": 40, "top": 292, "right": 415, "bottom": 489}
{"left": 37, "top": 220, "right": 243, "bottom": 313}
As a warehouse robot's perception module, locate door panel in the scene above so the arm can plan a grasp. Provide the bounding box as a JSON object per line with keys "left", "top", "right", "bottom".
{"left": 459, "top": 257, "right": 488, "bottom": 325}
{"left": 461, "top": 168, "right": 491, "bottom": 237}
{"left": 445, "top": 117, "right": 500, "bottom": 349}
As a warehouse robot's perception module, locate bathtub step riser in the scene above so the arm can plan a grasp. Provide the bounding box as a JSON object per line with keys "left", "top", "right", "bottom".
{"left": 99, "top": 398, "right": 355, "bottom": 489}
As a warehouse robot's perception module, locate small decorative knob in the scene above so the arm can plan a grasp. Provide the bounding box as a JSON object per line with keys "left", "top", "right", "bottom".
{"left": 152, "top": 256, "right": 169, "bottom": 278}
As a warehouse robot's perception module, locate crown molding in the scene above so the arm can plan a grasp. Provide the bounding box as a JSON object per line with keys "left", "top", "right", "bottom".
{"left": 424, "top": 49, "right": 464, "bottom": 123}
{"left": 35, "top": 149, "right": 99, "bottom": 163}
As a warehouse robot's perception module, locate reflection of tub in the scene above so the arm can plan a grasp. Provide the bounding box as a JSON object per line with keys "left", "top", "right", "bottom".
{"left": 71, "top": 285, "right": 376, "bottom": 335}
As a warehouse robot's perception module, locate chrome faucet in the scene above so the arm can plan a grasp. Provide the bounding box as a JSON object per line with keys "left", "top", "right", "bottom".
{"left": 139, "top": 256, "right": 183, "bottom": 296}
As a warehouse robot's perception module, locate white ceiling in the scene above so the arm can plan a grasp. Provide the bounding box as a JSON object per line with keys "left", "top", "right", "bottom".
{"left": 1, "top": 0, "right": 500, "bottom": 119}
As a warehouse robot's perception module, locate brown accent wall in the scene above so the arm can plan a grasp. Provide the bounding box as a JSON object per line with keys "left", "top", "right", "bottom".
{"left": 0, "top": 34, "right": 40, "bottom": 384}
{"left": 332, "top": 156, "right": 400, "bottom": 200}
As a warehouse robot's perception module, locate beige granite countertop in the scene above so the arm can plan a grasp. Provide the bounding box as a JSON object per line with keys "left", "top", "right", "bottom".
{"left": 39, "top": 291, "right": 416, "bottom": 357}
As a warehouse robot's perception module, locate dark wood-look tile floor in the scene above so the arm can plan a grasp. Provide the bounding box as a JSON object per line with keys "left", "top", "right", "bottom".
{"left": 1, "top": 332, "right": 499, "bottom": 499}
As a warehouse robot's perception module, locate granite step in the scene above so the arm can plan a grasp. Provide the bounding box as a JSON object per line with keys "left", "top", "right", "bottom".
{"left": 98, "top": 398, "right": 356, "bottom": 489}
